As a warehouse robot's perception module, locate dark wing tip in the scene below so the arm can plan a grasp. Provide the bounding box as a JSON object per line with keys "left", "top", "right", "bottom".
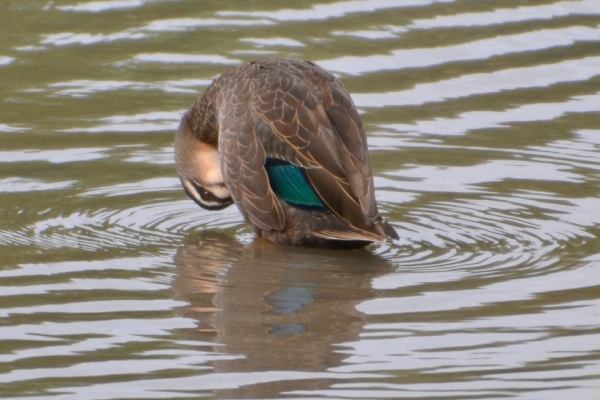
{"left": 381, "top": 219, "right": 399, "bottom": 240}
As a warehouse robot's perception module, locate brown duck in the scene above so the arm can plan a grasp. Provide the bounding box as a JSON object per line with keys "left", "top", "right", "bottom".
{"left": 175, "top": 58, "right": 398, "bottom": 248}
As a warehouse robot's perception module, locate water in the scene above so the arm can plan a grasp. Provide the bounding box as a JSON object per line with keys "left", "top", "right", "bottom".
{"left": 1, "top": 0, "right": 600, "bottom": 398}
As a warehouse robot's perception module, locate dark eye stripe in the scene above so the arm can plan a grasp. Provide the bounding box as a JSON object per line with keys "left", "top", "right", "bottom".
{"left": 193, "top": 181, "right": 228, "bottom": 200}
{"left": 190, "top": 181, "right": 213, "bottom": 200}
{"left": 183, "top": 180, "right": 233, "bottom": 211}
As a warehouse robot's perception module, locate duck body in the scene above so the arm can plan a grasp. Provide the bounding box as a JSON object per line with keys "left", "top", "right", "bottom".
{"left": 175, "top": 58, "right": 398, "bottom": 248}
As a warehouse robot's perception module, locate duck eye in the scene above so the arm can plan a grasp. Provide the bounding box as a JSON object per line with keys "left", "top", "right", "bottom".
{"left": 189, "top": 181, "right": 216, "bottom": 202}
{"left": 199, "top": 188, "right": 214, "bottom": 201}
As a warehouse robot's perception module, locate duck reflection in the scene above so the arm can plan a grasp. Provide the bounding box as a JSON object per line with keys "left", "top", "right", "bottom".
{"left": 172, "top": 231, "right": 394, "bottom": 398}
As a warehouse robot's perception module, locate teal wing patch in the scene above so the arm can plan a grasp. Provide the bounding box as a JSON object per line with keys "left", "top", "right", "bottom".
{"left": 266, "top": 162, "right": 325, "bottom": 209}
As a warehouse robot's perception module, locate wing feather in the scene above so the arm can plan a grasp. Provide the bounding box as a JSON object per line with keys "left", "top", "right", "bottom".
{"left": 216, "top": 59, "right": 384, "bottom": 238}
{"left": 251, "top": 60, "right": 382, "bottom": 236}
{"left": 217, "top": 64, "right": 285, "bottom": 231}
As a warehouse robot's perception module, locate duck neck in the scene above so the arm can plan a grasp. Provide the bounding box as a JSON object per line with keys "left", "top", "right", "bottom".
{"left": 189, "top": 84, "right": 219, "bottom": 146}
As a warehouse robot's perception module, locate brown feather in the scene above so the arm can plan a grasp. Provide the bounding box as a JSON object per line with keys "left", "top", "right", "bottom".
{"left": 179, "top": 58, "right": 398, "bottom": 246}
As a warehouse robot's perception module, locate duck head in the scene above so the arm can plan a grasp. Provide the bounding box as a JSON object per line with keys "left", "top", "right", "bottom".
{"left": 175, "top": 115, "right": 233, "bottom": 211}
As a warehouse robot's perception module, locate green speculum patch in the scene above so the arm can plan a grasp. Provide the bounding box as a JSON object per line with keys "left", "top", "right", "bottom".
{"left": 265, "top": 160, "right": 326, "bottom": 209}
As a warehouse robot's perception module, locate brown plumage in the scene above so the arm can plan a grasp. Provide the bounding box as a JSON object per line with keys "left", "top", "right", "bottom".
{"left": 175, "top": 58, "right": 398, "bottom": 248}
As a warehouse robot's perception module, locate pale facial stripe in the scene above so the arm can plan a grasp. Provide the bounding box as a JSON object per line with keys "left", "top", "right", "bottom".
{"left": 204, "top": 182, "right": 231, "bottom": 200}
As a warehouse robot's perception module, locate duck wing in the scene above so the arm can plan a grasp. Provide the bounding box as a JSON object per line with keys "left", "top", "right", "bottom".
{"left": 218, "top": 59, "right": 385, "bottom": 238}
{"left": 217, "top": 63, "right": 285, "bottom": 231}
{"left": 255, "top": 59, "right": 384, "bottom": 236}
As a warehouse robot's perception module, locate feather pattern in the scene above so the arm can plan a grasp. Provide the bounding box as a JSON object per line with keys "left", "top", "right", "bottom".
{"left": 265, "top": 160, "right": 326, "bottom": 209}
{"left": 177, "top": 58, "right": 398, "bottom": 248}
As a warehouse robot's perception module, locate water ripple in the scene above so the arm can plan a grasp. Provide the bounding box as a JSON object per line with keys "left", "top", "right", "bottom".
{"left": 0, "top": 299, "right": 186, "bottom": 318}
{"left": 40, "top": 31, "right": 148, "bottom": 46}
{"left": 129, "top": 53, "right": 240, "bottom": 65}
{"left": 0, "top": 178, "right": 77, "bottom": 193}
{"left": 62, "top": 111, "right": 181, "bottom": 133}
{"left": 217, "top": 0, "right": 453, "bottom": 21}
{"left": 0, "top": 56, "right": 15, "bottom": 65}
{"left": 0, "top": 200, "right": 243, "bottom": 251}
{"left": 239, "top": 37, "right": 305, "bottom": 48}
{"left": 142, "top": 18, "right": 275, "bottom": 32}
{"left": 0, "top": 124, "right": 30, "bottom": 132}
{"left": 124, "top": 146, "right": 173, "bottom": 165}
{"left": 354, "top": 59, "right": 600, "bottom": 108}
{"left": 410, "top": 0, "right": 600, "bottom": 29}
{"left": 78, "top": 177, "right": 179, "bottom": 197}
{"left": 320, "top": 26, "right": 600, "bottom": 75}
{"left": 57, "top": 0, "right": 152, "bottom": 12}
{"left": 0, "top": 255, "right": 170, "bottom": 278}
{"left": 48, "top": 79, "right": 210, "bottom": 97}
{"left": 331, "top": 30, "right": 399, "bottom": 40}
{"left": 37, "top": 17, "right": 272, "bottom": 48}
{"left": 383, "top": 159, "right": 581, "bottom": 193}
{"left": 0, "top": 148, "right": 109, "bottom": 163}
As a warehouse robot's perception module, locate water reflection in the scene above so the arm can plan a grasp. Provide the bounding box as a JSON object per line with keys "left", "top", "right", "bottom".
{"left": 173, "top": 232, "right": 394, "bottom": 397}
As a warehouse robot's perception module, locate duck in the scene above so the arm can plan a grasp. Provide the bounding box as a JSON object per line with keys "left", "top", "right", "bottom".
{"left": 175, "top": 58, "right": 398, "bottom": 248}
